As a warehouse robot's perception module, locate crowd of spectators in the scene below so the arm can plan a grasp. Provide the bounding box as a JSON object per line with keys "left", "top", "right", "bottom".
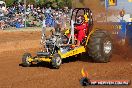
{"left": 0, "top": 2, "right": 71, "bottom": 30}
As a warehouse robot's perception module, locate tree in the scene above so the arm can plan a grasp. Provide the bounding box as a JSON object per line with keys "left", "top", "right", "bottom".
{"left": 4, "top": 0, "right": 72, "bottom": 8}
{"left": 5, "top": 0, "right": 14, "bottom": 6}
{"left": 63, "top": 0, "right": 72, "bottom": 8}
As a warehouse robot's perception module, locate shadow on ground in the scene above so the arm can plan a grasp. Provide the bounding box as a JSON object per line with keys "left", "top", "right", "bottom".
{"left": 19, "top": 53, "right": 93, "bottom": 69}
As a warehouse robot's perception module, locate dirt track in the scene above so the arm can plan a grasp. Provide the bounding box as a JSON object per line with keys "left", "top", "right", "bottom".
{"left": 0, "top": 30, "right": 132, "bottom": 88}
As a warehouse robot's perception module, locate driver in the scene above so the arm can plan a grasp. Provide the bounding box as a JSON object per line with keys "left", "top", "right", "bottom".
{"left": 74, "top": 15, "right": 88, "bottom": 46}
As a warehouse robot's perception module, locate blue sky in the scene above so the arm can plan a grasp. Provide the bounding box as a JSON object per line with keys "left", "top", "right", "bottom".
{"left": 109, "top": 0, "right": 132, "bottom": 14}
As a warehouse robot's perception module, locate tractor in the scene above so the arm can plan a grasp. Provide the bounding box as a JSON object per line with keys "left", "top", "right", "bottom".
{"left": 21, "top": 8, "right": 113, "bottom": 68}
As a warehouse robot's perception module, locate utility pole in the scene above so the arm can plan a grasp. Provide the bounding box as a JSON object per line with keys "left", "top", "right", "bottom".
{"left": 105, "top": 0, "right": 109, "bottom": 22}
{"left": 69, "top": 1, "right": 74, "bottom": 44}
{"left": 24, "top": 0, "right": 26, "bottom": 28}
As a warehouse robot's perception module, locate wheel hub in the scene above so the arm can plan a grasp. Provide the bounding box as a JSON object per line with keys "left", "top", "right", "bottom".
{"left": 104, "top": 41, "right": 112, "bottom": 54}
{"left": 26, "top": 56, "right": 30, "bottom": 64}
{"left": 56, "top": 57, "right": 62, "bottom": 66}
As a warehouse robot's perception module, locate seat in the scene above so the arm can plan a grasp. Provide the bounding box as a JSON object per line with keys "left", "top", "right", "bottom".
{"left": 37, "top": 52, "right": 50, "bottom": 57}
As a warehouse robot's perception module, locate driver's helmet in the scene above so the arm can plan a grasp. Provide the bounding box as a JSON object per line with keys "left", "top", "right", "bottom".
{"left": 76, "top": 15, "right": 84, "bottom": 24}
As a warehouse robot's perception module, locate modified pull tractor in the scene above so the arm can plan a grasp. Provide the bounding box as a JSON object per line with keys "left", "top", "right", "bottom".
{"left": 21, "top": 8, "right": 113, "bottom": 68}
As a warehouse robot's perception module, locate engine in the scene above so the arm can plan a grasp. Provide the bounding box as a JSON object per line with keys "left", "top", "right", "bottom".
{"left": 45, "top": 31, "right": 65, "bottom": 53}
{"left": 41, "top": 27, "right": 69, "bottom": 54}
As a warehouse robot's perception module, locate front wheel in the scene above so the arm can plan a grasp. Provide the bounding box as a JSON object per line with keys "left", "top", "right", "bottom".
{"left": 22, "top": 53, "right": 32, "bottom": 67}
{"left": 51, "top": 53, "right": 62, "bottom": 69}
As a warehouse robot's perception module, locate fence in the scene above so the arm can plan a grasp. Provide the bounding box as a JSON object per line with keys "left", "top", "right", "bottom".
{"left": 126, "top": 22, "right": 132, "bottom": 45}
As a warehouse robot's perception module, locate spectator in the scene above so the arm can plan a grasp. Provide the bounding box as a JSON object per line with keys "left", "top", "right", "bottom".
{"left": 0, "top": 2, "right": 70, "bottom": 29}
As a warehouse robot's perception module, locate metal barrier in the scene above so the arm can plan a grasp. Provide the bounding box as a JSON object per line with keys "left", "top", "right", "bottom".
{"left": 118, "top": 20, "right": 127, "bottom": 39}
{"left": 111, "top": 22, "right": 122, "bottom": 35}
{"left": 114, "top": 21, "right": 132, "bottom": 46}
{"left": 126, "top": 22, "right": 132, "bottom": 45}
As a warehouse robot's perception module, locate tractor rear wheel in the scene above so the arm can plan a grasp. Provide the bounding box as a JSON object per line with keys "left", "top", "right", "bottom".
{"left": 22, "top": 53, "right": 32, "bottom": 67}
{"left": 51, "top": 53, "right": 62, "bottom": 69}
{"left": 88, "top": 29, "right": 113, "bottom": 63}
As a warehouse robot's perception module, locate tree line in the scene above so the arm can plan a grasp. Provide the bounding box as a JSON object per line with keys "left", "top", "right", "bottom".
{"left": 4, "top": 0, "right": 72, "bottom": 8}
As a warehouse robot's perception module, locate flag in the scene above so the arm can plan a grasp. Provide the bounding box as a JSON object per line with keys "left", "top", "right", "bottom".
{"left": 108, "top": 0, "right": 117, "bottom": 6}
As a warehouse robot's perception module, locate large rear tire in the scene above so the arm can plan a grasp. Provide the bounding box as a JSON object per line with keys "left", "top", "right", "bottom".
{"left": 22, "top": 53, "right": 32, "bottom": 67}
{"left": 88, "top": 29, "right": 113, "bottom": 63}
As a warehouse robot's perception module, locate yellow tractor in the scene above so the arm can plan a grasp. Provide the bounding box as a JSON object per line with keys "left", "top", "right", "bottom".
{"left": 21, "top": 8, "right": 113, "bottom": 68}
